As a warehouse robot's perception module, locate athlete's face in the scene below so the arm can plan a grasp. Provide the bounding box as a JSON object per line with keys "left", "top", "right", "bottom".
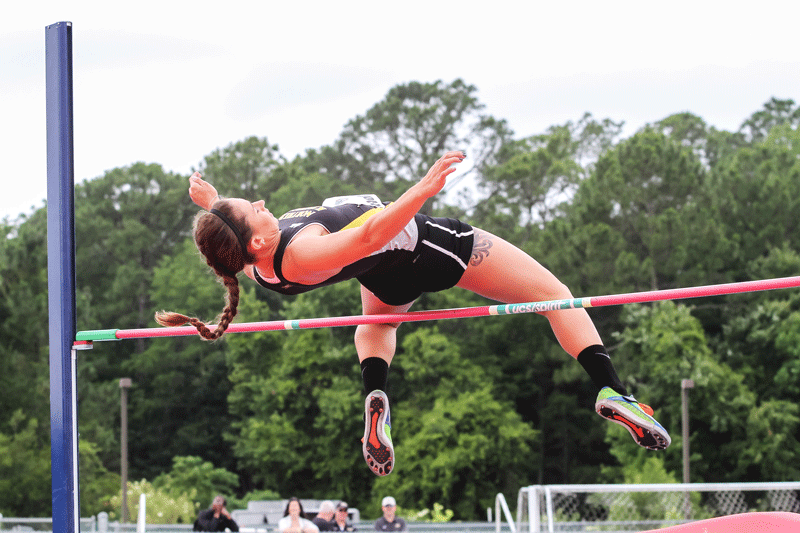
{"left": 230, "top": 198, "right": 279, "bottom": 240}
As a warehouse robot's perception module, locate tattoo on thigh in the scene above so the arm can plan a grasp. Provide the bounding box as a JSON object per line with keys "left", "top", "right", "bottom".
{"left": 470, "top": 229, "right": 493, "bottom": 266}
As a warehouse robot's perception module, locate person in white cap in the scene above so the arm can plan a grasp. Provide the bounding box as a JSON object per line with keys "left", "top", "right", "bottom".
{"left": 374, "top": 497, "right": 405, "bottom": 531}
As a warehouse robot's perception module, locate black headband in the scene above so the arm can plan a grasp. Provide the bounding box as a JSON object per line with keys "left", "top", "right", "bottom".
{"left": 210, "top": 208, "right": 249, "bottom": 256}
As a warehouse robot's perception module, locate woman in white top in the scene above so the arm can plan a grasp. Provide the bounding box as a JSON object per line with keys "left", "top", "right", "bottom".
{"left": 277, "top": 498, "right": 319, "bottom": 533}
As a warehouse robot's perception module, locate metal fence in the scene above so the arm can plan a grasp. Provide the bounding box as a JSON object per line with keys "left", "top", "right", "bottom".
{"left": 0, "top": 517, "right": 98, "bottom": 533}
{"left": 509, "top": 482, "right": 800, "bottom": 532}
{"left": 6, "top": 484, "right": 800, "bottom": 533}
{"left": 0, "top": 515, "right": 511, "bottom": 533}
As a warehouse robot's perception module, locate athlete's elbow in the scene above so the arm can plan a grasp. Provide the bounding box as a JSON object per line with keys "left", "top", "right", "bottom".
{"left": 359, "top": 221, "right": 388, "bottom": 253}
{"left": 361, "top": 234, "right": 384, "bottom": 255}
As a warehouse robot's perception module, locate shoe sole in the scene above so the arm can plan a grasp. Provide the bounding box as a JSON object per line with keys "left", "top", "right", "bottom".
{"left": 363, "top": 391, "right": 394, "bottom": 476}
{"left": 596, "top": 399, "right": 671, "bottom": 450}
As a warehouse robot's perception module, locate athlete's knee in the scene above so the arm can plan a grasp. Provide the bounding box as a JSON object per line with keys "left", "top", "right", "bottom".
{"left": 550, "top": 280, "right": 574, "bottom": 299}
{"left": 355, "top": 323, "right": 399, "bottom": 344}
{"left": 524, "top": 278, "right": 573, "bottom": 303}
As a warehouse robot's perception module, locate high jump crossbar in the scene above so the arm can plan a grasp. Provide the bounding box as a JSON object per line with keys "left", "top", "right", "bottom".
{"left": 75, "top": 275, "right": 800, "bottom": 342}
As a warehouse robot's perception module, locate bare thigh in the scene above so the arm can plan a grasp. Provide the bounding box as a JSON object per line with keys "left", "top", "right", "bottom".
{"left": 456, "top": 228, "right": 573, "bottom": 304}
{"left": 360, "top": 285, "right": 415, "bottom": 322}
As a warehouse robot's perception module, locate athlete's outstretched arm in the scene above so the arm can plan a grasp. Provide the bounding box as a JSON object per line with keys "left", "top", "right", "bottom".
{"left": 284, "top": 151, "right": 465, "bottom": 272}
{"left": 188, "top": 172, "right": 219, "bottom": 210}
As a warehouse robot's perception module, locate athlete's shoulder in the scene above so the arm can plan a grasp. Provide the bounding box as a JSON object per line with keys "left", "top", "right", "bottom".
{"left": 278, "top": 205, "right": 326, "bottom": 221}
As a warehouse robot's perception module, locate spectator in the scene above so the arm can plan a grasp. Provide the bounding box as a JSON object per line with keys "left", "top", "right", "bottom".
{"left": 331, "top": 501, "right": 356, "bottom": 531}
{"left": 193, "top": 495, "right": 239, "bottom": 532}
{"left": 277, "top": 497, "right": 319, "bottom": 533}
{"left": 313, "top": 500, "right": 336, "bottom": 532}
{"left": 374, "top": 497, "right": 405, "bottom": 531}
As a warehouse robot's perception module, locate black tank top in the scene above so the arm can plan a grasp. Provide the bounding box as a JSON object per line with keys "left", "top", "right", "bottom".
{"left": 252, "top": 202, "right": 400, "bottom": 295}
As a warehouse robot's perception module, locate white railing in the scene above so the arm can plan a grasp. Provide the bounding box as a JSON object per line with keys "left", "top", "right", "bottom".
{"left": 494, "top": 493, "right": 516, "bottom": 533}
{"left": 0, "top": 515, "right": 98, "bottom": 532}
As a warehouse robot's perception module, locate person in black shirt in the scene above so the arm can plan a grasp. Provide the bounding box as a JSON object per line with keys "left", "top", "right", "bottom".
{"left": 312, "top": 501, "right": 336, "bottom": 532}
{"left": 194, "top": 496, "right": 239, "bottom": 532}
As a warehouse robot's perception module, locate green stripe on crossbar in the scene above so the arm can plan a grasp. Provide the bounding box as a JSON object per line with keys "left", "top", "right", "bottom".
{"left": 76, "top": 329, "right": 119, "bottom": 341}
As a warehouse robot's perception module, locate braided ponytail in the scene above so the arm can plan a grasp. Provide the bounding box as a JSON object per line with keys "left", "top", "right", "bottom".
{"left": 155, "top": 202, "right": 254, "bottom": 340}
{"left": 154, "top": 272, "right": 240, "bottom": 340}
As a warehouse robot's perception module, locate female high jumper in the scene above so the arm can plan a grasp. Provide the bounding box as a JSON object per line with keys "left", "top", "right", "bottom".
{"left": 156, "top": 150, "right": 670, "bottom": 476}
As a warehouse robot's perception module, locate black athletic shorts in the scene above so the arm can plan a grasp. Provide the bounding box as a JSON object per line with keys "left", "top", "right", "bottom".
{"left": 357, "top": 215, "right": 475, "bottom": 306}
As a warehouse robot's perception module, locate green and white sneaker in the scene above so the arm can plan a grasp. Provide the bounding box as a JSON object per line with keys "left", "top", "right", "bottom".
{"left": 363, "top": 390, "right": 394, "bottom": 476}
{"left": 595, "top": 387, "right": 671, "bottom": 450}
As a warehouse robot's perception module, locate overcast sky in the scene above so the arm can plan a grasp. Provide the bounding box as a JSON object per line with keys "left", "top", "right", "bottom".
{"left": 3, "top": 1, "right": 799, "bottom": 221}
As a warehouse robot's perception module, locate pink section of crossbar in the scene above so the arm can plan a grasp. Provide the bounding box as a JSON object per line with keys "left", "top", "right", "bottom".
{"left": 638, "top": 511, "right": 800, "bottom": 532}
{"left": 115, "top": 306, "right": 492, "bottom": 339}
{"left": 109, "top": 276, "right": 800, "bottom": 340}
{"left": 590, "top": 276, "right": 800, "bottom": 307}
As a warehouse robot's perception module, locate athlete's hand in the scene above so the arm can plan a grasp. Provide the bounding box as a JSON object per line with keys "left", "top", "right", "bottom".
{"left": 417, "top": 151, "right": 465, "bottom": 198}
{"left": 188, "top": 172, "right": 219, "bottom": 210}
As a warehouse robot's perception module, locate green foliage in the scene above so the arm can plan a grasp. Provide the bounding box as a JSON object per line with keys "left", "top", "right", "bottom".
{"left": 0, "top": 209, "right": 50, "bottom": 432}
{"left": 226, "top": 284, "right": 370, "bottom": 499}
{"left": 405, "top": 502, "right": 454, "bottom": 522}
{"left": 476, "top": 112, "right": 622, "bottom": 234}
{"left": 79, "top": 440, "right": 122, "bottom": 518}
{"left": 153, "top": 456, "right": 239, "bottom": 511}
{"left": 375, "top": 328, "right": 539, "bottom": 518}
{"left": 308, "top": 78, "right": 512, "bottom": 212}
{"left": 739, "top": 97, "right": 800, "bottom": 144}
{"left": 604, "top": 300, "right": 800, "bottom": 483}
{"left": 0, "top": 412, "right": 118, "bottom": 517}
{"left": 268, "top": 163, "right": 344, "bottom": 216}
{"left": 116, "top": 238, "right": 242, "bottom": 478}
{"left": 3, "top": 86, "right": 800, "bottom": 520}
{"left": 706, "top": 122, "right": 800, "bottom": 272}
{"left": 0, "top": 412, "right": 52, "bottom": 516}
{"left": 737, "top": 400, "right": 800, "bottom": 480}
{"left": 373, "top": 386, "right": 537, "bottom": 519}
{"left": 574, "top": 128, "right": 707, "bottom": 291}
{"left": 199, "top": 136, "right": 284, "bottom": 202}
{"left": 75, "top": 163, "right": 197, "bottom": 332}
{"left": 108, "top": 479, "right": 196, "bottom": 524}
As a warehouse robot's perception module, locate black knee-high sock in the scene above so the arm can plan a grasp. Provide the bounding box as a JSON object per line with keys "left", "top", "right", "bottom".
{"left": 577, "top": 345, "right": 629, "bottom": 396}
{"left": 361, "top": 357, "right": 389, "bottom": 394}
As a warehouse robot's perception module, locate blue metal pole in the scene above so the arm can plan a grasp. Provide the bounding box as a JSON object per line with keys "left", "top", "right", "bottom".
{"left": 46, "top": 21, "right": 79, "bottom": 533}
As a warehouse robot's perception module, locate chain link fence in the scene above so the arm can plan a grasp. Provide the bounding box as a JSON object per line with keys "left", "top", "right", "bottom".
{"left": 512, "top": 482, "right": 800, "bottom": 532}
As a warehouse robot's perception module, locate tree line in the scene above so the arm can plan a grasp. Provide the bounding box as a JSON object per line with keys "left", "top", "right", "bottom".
{"left": 1, "top": 79, "right": 799, "bottom": 520}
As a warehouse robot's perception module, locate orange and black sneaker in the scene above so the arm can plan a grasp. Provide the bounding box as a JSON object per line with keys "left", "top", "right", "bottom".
{"left": 363, "top": 390, "right": 394, "bottom": 476}
{"left": 595, "top": 387, "right": 671, "bottom": 450}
